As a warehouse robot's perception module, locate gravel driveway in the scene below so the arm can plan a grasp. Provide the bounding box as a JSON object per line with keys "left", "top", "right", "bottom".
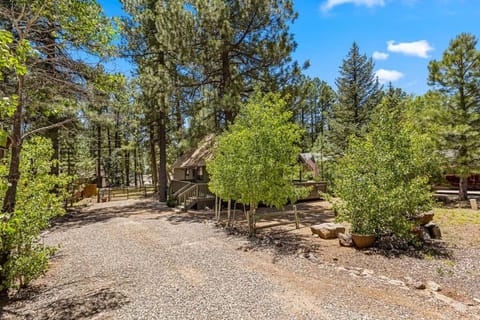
{"left": 1, "top": 199, "right": 478, "bottom": 319}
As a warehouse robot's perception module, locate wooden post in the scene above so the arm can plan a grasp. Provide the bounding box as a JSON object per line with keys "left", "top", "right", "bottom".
{"left": 227, "top": 199, "right": 231, "bottom": 227}
{"left": 294, "top": 205, "right": 300, "bottom": 229}
{"left": 252, "top": 206, "right": 256, "bottom": 235}
{"left": 470, "top": 199, "right": 478, "bottom": 210}
{"left": 247, "top": 210, "right": 251, "bottom": 235}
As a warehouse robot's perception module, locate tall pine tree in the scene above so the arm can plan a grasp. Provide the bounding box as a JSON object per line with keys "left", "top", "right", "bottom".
{"left": 327, "top": 42, "right": 381, "bottom": 156}
{"left": 428, "top": 33, "right": 480, "bottom": 201}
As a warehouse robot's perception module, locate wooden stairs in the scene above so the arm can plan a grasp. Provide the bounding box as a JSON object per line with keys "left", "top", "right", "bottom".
{"left": 173, "top": 183, "right": 214, "bottom": 211}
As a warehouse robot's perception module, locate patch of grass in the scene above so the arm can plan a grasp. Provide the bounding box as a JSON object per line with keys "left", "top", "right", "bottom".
{"left": 433, "top": 208, "right": 480, "bottom": 226}
{"left": 432, "top": 207, "right": 480, "bottom": 247}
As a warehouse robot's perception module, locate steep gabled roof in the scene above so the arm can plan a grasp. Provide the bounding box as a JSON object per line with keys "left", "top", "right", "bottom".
{"left": 172, "top": 134, "right": 215, "bottom": 169}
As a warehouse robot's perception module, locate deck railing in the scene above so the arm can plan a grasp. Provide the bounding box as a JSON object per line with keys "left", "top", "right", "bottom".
{"left": 176, "top": 183, "right": 213, "bottom": 209}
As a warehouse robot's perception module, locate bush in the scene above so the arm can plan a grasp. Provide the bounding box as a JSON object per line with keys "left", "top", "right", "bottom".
{"left": 0, "top": 137, "right": 71, "bottom": 290}
{"left": 333, "top": 98, "right": 437, "bottom": 239}
{"left": 166, "top": 196, "right": 178, "bottom": 208}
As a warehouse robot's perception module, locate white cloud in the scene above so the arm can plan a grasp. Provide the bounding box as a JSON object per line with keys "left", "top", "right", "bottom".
{"left": 321, "top": 0, "right": 385, "bottom": 12}
{"left": 375, "top": 69, "right": 404, "bottom": 84}
{"left": 372, "top": 51, "right": 389, "bottom": 60}
{"left": 387, "top": 40, "right": 433, "bottom": 58}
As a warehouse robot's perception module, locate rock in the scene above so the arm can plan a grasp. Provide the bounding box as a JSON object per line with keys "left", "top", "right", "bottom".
{"left": 338, "top": 233, "right": 353, "bottom": 247}
{"left": 310, "top": 223, "right": 345, "bottom": 239}
{"left": 415, "top": 211, "right": 435, "bottom": 225}
{"left": 425, "top": 222, "right": 442, "bottom": 239}
{"left": 426, "top": 280, "right": 442, "bottom": 292}
{"left": 304, "top": 252, "right": 318, "bottom": 262}
{"left": 388, "top": 279, "right": 405, "bottom": 286}
{"left": 361, "top": 269, "right": 374, "bottom": 277}
{"left": 412, "top": 281, "right": 426, "bottom": 290}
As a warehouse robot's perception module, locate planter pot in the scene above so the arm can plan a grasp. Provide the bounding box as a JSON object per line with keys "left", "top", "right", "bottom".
{"left": 351, "top": 233, "right": 376, "bottom": 248}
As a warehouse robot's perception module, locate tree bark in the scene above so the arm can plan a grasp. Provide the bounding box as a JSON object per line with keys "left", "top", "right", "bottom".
{"left": 133, "top": 147, "right": 138, "bottom": 188}
{"left": 46, "top": 126, "right": 60, "bottom": 176}
{"left": 157, "top": 106, "right": 167, "bottom": 202}
{"left": 149, "top": 123, "right": 158, "bottom": 191}
{"left": 96, "top": 121, "right": 102, "bottom": 202}
{"left": 125, "top": 150, "right": 130, "bottom": 187}
{"left": 114, "top": 112, "right": 121, "bottom": 186}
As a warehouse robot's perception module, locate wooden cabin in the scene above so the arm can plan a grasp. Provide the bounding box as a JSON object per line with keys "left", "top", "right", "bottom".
{"left": 170, "top": 134, "right": 216, "bottom": 210}
{"left": 296, "top": 152, "right": 328, "bottom": 200}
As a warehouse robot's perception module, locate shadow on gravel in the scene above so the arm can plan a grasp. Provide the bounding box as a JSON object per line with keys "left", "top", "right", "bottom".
{"left": 1, "top": 287, "right": 128, "bottom": 319}
{"left": 50, "top": 200, "right": 172, "bottom": 231}
{"left": 165, "top": 206, "right": 334, "bottom": 261}
{"left": 362, "top": 239, "right": 454, "bottom": 260}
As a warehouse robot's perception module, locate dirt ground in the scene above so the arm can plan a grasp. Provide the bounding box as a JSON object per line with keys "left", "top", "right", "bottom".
{"left": 1, "top": 198, "right": 479, "bottom": 319}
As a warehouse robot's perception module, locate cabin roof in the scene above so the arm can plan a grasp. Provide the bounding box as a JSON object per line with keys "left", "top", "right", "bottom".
{"left": 172, "top": 134, "right": 215, "bottom": 169}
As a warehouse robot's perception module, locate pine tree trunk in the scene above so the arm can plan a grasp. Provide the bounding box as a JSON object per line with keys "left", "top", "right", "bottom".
{"left": 96, "top": 122, "right": 102, "bottom": 202}
{"left": 134, "top": 147, "right": 138, "bottom": 187}
{"left": 459, "top": 176, "right": 468, "bottom": 201}
{"left": 46, "top": 126, "right": 60, "bottom": 176}
{"left": 106, "top": 127, "right": 112, "bottom": 183}
{"left": 114, "top": 112, "right": 121, "bottom": 186}
{"left": 149, "top": 124, "right": 158, "bottom": 191}
{"left": 157, "top": 106, "right": 167, "bottom": 202}
{"left": 125, "top": 150, "right": 130, "bottom": 187}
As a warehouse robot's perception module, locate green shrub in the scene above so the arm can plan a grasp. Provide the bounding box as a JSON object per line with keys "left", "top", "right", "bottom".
{"left": 166, "top": 196, "right": 178, "bottom": 208}
{"left": 0, "top": 137, "right": 71, "bottom": 290}
{"left": 333, "top": 98, "right": 437, "bottom": 239}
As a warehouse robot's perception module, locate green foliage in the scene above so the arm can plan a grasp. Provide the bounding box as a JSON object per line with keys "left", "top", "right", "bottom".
{"left": 0, "top": 30, "right": 33, "bottom": 118}
{"left": 207, "top": 91, "right": 307, "bottom": 209}
{"left": 289, "top": 75, "right": 336, "bottom": 150}
{"left": 333, "top": 97, "right": 436, "bottom": 238}
{"left": 0, "top": 137, "right": 71, "bottom": 289}
{"left": 327, "top": 42, "right": 382, "bottom": 157}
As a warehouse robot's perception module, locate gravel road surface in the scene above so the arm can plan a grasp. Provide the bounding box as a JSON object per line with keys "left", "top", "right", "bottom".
{"left": 1, "top": 199, "right": 478, "bottom": 319}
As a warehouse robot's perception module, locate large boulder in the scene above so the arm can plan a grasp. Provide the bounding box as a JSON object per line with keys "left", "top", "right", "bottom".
{"left": 414, "top": 211, "right": 435, "bottom": 225}
{"left": 311, "top": 223, "right": 345, "bottom": 239}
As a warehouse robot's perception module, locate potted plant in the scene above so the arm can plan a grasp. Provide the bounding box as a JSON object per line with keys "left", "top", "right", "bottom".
{"left": 332, "top": 199, "right": 377, "bottom": 248}
{"left": 331, "top": 102, "right": 436, "bottom": 248}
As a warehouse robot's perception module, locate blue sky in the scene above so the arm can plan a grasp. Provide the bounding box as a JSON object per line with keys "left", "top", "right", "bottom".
{"left": 99, "top": 0, "right": 479, "bottom": 95}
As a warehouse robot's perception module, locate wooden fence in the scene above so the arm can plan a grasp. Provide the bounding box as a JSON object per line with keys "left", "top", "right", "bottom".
{"left": 99, "top": 185, "right": 156, "bottom": 202}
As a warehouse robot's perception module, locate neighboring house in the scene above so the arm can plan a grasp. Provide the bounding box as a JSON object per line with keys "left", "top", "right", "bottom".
{"left": 170, "top": 134, "right": 215, "bottom": 190}
{"left": 170, "top": 134, "right": 327, "bottom": 209}
{"left": 297, "top": 152, "right": 327, "bottom": 200}
{"left": 170, "top": 134, "right": 215, "bottom": 210}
